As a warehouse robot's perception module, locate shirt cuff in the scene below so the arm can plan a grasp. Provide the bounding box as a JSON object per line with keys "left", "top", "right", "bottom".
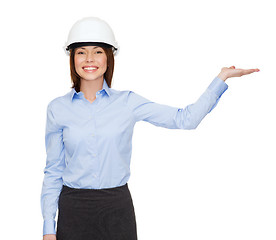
{"left": 43, "top": 219, "right": 56, "bottom": 236}
{"left": 207, "top": 76, "right": 228, "bottom": 98}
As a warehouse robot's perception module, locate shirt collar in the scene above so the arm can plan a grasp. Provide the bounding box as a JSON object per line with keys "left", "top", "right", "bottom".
{"left": 70, "top": 79, "right": 111, "bottom": 101}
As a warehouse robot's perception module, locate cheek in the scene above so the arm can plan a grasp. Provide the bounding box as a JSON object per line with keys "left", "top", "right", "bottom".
{"left": 74, "top": 56, "right": 82, "bottom": 68}
{"left": 74, "top": 58, "right": 83, "bottom": 76}
{"left": 100, "top": 56, "right": 108, "bottom": 69}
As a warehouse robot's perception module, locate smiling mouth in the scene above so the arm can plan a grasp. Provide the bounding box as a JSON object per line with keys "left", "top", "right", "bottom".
{"left": 83, "top": 66, "right": 98, "bottom": 72}
{"left": 83, "top": 66, "right": 97, "bottom": 70}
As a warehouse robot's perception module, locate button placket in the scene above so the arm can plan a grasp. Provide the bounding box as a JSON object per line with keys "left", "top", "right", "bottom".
{"left": 89, "top": 108, "right": 98, "bottom": 160}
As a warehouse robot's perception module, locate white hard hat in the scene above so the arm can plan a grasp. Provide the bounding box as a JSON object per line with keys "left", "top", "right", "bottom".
{"left": 64, "top": 17, "right": 119, "bottom": 56}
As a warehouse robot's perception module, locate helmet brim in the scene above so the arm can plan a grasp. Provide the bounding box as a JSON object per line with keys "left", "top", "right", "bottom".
{"left": 66, "top": 42, "right": 115, "bottom": 51}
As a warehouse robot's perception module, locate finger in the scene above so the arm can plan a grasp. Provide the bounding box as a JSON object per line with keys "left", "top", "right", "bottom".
{"left": 240, "top": 68, "right": 260, "bottom": 72}
{"left": 249, "top": 68, "right": 260, "bottom": 72}
{"left": 242, "top": 69, "right": 259, "bottom": 75}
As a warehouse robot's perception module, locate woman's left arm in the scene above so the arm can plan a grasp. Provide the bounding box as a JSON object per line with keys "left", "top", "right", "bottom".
{"left": 126, "top": 66, "right": 260, "bottom": 130}
{"left": 217, "top": 66, "right": 260, "bottom": 82}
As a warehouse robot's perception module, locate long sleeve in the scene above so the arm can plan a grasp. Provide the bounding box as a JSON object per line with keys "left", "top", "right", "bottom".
{"left": 126, "top": 76, "right": 228, "bottom": 129}
{"left": 40, "top": 102, "right": 66, "bottom": 236}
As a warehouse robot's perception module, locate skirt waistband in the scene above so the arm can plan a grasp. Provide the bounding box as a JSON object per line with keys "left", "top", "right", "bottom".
{"left": 60, "top": 183, "right": 130, "bottom": 200}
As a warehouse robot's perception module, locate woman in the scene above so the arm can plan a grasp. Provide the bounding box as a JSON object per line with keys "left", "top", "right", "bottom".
{"left": 40, "top": 17, "right": 259, "bottom": 240}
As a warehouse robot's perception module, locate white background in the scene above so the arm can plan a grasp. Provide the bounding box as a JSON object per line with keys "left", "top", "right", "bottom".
{"left": 0, "top": 0, "right": 275, "bottom": 239}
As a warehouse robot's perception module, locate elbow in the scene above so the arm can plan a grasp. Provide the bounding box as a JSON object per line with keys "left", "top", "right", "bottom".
{"left": 189, "top": 124, "right": 198, "bottom": 130}
{"left": 177, "top": 120, "right": 200, "bottom": 130}
{"left": 185, "top": 122, "right": 199, "bottom": 130}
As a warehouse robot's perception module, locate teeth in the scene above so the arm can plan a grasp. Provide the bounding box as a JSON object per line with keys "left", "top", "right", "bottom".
{"left": 84, "top": 67, "right": 97, "bottom": 70}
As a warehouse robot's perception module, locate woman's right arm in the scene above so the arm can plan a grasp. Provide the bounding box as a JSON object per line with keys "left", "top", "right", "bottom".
{"left": 41, "top": 102, "right": 66, "bottom": 238}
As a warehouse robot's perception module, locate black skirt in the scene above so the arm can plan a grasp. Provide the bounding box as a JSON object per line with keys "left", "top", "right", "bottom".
{"left": 56, "top": 183, "right": 138, "bottom": 240}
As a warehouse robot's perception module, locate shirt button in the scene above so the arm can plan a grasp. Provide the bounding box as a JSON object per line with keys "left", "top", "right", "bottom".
{"left": 91, "top": 133, "right": 95, "bottom": 137}
{"left": 93, "top": 174, "right": 97, "bottom": 178}
{"left": 93, "top": 153, "right": 97, "bottom": 157}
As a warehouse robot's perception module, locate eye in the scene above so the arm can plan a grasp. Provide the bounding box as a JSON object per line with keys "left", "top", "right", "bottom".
{"left": 95, "top": 50, "right": 103, "bottom": 54}
{"left": 77, "top": 51, "right": 85, "bottom": 55}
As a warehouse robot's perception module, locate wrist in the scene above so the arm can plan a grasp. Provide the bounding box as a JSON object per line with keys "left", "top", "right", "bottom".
{"left": 217, "top": 72, "right": 228, "bottom": 82}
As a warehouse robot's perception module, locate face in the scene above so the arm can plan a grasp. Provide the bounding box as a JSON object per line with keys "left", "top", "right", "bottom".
{"left": 74, "top": 46, "right": 107, "bottom": 82}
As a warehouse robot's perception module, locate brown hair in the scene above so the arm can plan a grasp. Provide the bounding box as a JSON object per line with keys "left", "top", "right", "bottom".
{"left": 70, "top": 47, "right": 115, "bottom": 92}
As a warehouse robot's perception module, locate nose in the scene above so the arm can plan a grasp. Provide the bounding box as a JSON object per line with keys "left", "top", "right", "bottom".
{"left": 86, "top": 52, "right": 94, "bottom": 62}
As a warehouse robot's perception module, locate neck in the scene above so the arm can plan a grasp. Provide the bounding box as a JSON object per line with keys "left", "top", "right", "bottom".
{"left": 80, "top": 78, "right": 104, "bottom": 101}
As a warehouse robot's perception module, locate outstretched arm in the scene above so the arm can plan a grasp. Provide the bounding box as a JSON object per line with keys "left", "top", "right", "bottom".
{"left": 126, "top": 66, "right": 260, "bottom": 130}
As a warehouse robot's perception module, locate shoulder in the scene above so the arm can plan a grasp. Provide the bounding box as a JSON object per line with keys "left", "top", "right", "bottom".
{"left": 108, "top": 87, "right": 144, "bottom": 107}
{"left": 47, "top": 89, "right": 72, "bottom": 111}
{"left": 108, "top": 87, "right": 133, "bottom": 102}
{"left": 115, "top": 88, "right": 152, "bottom": 107}
{"left": 109, "top": 87, "right": 130, "bottom": 96}
{"left": 109, "top": 86, "right": 142, "bottom": 97}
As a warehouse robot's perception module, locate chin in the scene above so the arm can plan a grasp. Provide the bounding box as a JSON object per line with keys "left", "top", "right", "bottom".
{"left": 81, "top": 75, "right": 105, "bottom": 82}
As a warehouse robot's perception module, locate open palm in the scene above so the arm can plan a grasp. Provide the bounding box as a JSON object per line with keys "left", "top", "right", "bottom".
{"left": 218, "top": 66, "right": 260, "bottom": 81}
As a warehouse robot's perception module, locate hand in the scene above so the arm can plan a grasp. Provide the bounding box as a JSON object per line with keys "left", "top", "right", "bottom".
{"left": 217, "top": 66, "right": 260, "bottom": 82}
{"left": 43, "top": 234, "right": 56, "bottom": 240}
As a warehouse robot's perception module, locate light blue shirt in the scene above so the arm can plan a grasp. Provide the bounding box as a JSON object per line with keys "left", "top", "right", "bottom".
{"left": 41, "top": 77, "right": 228, "bottom": 235}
